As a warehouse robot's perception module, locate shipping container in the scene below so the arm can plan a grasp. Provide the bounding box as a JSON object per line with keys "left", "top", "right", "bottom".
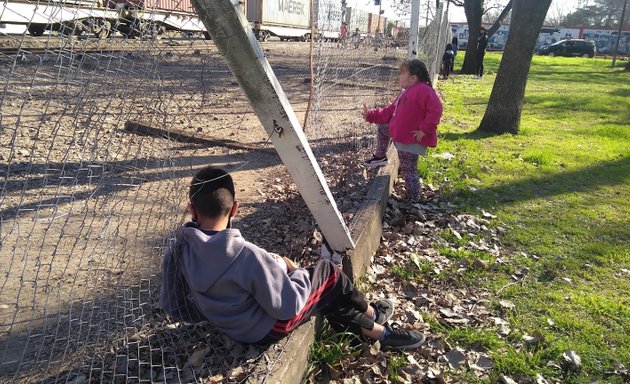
{"left": 345, "top": 7, "right": 368, "bottom": 34}
{"left": 105, "top": 0, "right": 194, "bottom": 13}
{"left": 145, "top": 0, "right": 194, "bottom": 13}
{"left": 247, "top": 0, "right": 310, "bottom": 28}
{"left": 315, "top": 0, "right": 342, "bottom": 38}
{"left": 367, "top": 13, "right": 385, "bottom": 34}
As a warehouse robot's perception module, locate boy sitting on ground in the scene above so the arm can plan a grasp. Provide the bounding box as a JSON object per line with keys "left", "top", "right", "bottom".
{"left": 159, "top": 166, "right": 425, "bottom": 349}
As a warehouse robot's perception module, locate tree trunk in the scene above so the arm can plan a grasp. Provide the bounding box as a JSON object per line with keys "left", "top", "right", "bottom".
{"left": 460, "top": 0, "right": 512, "bottom": 74}
{"left": 478, "top": 0, "right": 552, "bottom": 134}
{"left": 461, "top": 0, "right": 483, "bottom": 74}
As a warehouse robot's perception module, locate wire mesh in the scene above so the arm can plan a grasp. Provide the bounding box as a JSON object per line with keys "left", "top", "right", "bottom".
{"left": 0, "top": 0, "right": 447, "bottom": 381}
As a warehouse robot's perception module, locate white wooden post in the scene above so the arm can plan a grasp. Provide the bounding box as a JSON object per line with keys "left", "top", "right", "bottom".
{"left": 190, "top": 0, "right": 355, "bottom": 252}
{"left": 408, "top": 0, "right": 421, "bottom": 59}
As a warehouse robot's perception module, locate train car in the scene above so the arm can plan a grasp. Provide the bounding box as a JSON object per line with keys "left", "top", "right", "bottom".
{"left": 1, "top": 0, "right": 368, "bottom": 42}
{"left": 0, "top": 0, "right": 205, "bottom": 38}
{"left": 345, "top": 7, "right": 368, "bottom": 34}
{"left": 247, "top": 0, "right": 312, "bottom": 41}
{"left": 391, "top": 26, "right": 409, "bottom": 46}
{"left": 314, "top": 0, "right": 342, "bottom": 41}
{"left": 106, "top": 0, "right": 198, "bottom": 13}
{"left": 367, "top": 13, "right": 385, "bottom": 34}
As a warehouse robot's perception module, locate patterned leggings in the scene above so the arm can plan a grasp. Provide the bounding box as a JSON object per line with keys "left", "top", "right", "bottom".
{"left": 374, "top": 125, "right": 420, "bottom": 201}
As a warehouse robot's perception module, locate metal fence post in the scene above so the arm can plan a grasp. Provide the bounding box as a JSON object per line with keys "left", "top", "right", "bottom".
{"left": 190, "top": 0, "right": 355, "bottom": 252}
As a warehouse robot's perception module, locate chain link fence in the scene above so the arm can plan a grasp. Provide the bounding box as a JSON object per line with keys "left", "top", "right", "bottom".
{"left": 0, "top": 1, "right": 447, "bottom": 381}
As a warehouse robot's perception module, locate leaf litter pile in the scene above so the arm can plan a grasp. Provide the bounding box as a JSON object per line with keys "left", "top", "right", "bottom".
{"left": 305, "top": 180, "right": 597, "bottom": 384}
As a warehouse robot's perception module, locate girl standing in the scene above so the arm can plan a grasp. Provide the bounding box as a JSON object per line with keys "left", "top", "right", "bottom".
{"left": 361, "top": 59, "right": 443, "bottom": 202}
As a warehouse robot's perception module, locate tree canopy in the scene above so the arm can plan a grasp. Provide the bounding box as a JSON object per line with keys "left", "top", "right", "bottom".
{"left": 563, "top": 0, "right": 629, "bottom": 28}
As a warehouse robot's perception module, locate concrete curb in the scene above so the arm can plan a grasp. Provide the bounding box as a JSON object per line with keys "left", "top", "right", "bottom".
{"left": 347, "top": 146, "right": 399, "bottom": 279}
{"left": 259, "top": 147, "right": 399, "bottom": 383}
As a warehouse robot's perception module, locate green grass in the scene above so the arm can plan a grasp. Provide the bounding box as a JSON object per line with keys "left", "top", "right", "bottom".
{"left": 427, "top": 53, "right": 630, "bottom": 383}
{"left": 307, "top": 328, "right": 362, "bottom": 379}
{"left": 391, "top": 253, "right": 434, "bottom": 283}
{"left": 387, "top": 354, "right": 408, "bottom": 382}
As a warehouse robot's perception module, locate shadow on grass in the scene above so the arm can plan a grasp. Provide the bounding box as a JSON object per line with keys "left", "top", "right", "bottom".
{"left": 608, "top": 87, "right": 630, "bottom": 98}
{"left": 524, "top": 93, "right": 628, "bottom": 117}
{"left": 450, "top": 155, "right": 630, "bottom": 208}
{"left": 440, "top": 129, "right": 506, "bottom": 141}
{"left": 528, "top": 70, "right": 621, "bottom": 86}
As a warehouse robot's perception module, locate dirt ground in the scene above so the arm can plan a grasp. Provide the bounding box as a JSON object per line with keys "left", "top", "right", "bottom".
{"left": 0, "top": 34, "right": 404, "bottom": 381}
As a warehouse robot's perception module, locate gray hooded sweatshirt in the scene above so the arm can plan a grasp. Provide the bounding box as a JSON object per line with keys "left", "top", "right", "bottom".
{"left": 176, "top": 224, "right": 311, "bottom": 343}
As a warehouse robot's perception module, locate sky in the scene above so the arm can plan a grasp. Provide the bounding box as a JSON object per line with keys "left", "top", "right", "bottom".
{"left": 447, "top": 0, "right": 585, "bottom": 23}
{"left": 351, "top": 0, "right": 588, "bottom": 25}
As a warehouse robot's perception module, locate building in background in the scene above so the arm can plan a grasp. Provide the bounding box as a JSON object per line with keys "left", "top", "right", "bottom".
{"left": 450, "top": 22, "right": 630, "bottom": 55}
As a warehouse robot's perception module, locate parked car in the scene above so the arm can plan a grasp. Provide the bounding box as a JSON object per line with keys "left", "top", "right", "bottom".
{"left": 538, "top": 39, "right": 596, "bottom": 58}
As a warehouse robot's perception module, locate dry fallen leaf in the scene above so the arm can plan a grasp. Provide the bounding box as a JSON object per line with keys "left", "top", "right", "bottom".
{"left": 499, "top": 323, "right": 511, "bottom": 337}
{"left": 207, "top": 373, "right": 224, "bottom": 383}
{"left": 369, "top": 341, "right": 381, "bottom": 356}
{"left": 562, "top": 350, "right": 582, "bottom": 371}
{"left": 439, "top": 308, "right": 459, "bottom": 318}
{"left": 66, "top": 375, "right": 87, "bottom": 384}
{"left": 499, "top": 374, "right": 518, "bottom": 384}
{"left": 444, "top": 348, "right": 466, "bottom": 369}
{"left": 481, "top": 210, "right": 496, "bottom": 219}
{"left": 426, "top": 368, "right": 448, "bottom": 384}
{"left": 471, "top": 354, "right": 493, "bottom": 371}
{"left": 184, "top": 346, "right": 210, "bottom": 371}
{"left": 536, "top": 373, "right": 550, "bottom": 384}
{"left": 523, "top": 334, "right": 540, "bottom": 345}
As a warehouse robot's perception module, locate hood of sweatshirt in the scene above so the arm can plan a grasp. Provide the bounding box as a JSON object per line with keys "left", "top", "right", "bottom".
{"left": 179, "top": 224, "right": 245, "bottom": 293}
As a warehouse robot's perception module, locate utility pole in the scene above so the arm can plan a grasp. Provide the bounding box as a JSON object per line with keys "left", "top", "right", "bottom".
{"left": 408, "top": 0, "right": 421, "bottom": 58}
{"left": 378, "top": 0, "right": 382, "bottom": 34}
{"left": 612, "top": 0, "right": 628, "bottom": 67}
{"left": 375, "top": 0, "right": 383, "bottom": 34}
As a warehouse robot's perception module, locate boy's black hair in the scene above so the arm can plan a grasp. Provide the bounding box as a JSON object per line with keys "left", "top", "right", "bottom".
{"left": 446, "top": 43, "right": 453, "bottom": 50}
{"left": 189, "top": 166, "right": 235, "bottom": 219}
{"left": 401, "top": 59, "right": 433, "bottom": 88}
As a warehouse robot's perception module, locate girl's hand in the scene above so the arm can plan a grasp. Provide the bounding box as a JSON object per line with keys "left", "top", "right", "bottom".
{"left": 361, "top": 104, "right": 369, "bottom": 120}
{"left": 412, "top": 130, "right": 425, "bottom": 141}
{"left": 282, "top": 257, "right": 299, "bottom": 272}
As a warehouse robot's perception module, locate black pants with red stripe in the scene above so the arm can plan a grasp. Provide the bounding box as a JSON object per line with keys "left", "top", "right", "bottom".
{"left": 258, "top": 259, "right": 375, "bottom": 344}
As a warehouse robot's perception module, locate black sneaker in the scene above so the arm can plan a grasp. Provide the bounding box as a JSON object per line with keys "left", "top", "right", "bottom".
{"left": 364, "top": 155, "right": 388, "bottom": 168}
{"left": 371, "top": 299, "right": 394, "bottom": 325}
{"left": 380, "top": 327, "right": 426, "bottom": 350}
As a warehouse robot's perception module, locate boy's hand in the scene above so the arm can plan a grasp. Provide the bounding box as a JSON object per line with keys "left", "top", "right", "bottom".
{"left": 282, "top": 257, "right": 299, "bottom": 272}
{"left": 412, "top": 130, "right": 425, "bottom": 141}
{"left": 361, "top": 104, "right": 369, "bottom": 120}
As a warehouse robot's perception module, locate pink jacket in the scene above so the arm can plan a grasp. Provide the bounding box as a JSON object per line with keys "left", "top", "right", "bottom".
{"left": 366, "top": 82, "right": 443, "bottom": 148}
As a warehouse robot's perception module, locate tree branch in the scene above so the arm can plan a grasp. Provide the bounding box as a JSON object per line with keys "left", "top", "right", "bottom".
{"left": 487, "top": 0, "right": 513, "bottom": 37}
{"left": 448, "top": 0, "right": 465, "bottom": 7}
{"left": 482, "top": 5, "right": 501, "bottom": 15}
